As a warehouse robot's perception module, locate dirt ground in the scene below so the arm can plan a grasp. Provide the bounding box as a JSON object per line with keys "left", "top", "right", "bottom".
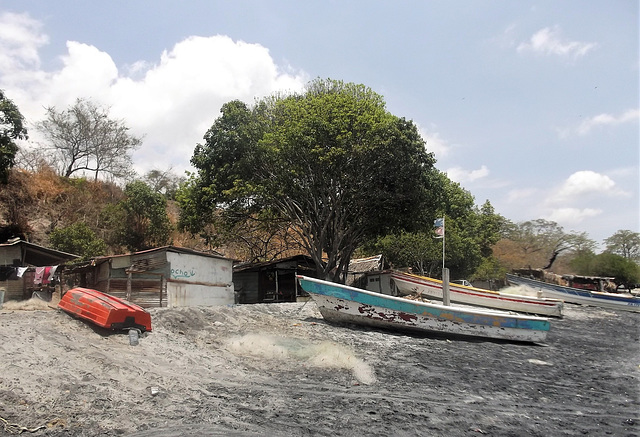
{"left": 0, "top": 295, "right": 638, "bottom": 437}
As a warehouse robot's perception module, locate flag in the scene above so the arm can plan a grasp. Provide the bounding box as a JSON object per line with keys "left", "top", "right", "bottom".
{"left": 434, "top": 217, "right": 444, "bottom": 238}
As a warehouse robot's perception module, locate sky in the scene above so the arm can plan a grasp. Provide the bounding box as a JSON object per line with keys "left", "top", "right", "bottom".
{"left": 0, "top": 1, "right": 638, "bottom": 249}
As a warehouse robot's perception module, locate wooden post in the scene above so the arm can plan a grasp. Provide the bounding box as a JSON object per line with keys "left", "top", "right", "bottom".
{"left": 160, "top": 275, "right": 165, "bottom": 307}
{"left": 126, "top": 269, "right": 132, "bottom": 301}
{"left": 443, "top": 268, "right": 451, "bottom": 306}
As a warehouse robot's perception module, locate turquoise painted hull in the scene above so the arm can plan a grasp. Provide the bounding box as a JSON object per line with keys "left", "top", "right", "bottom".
{"left": 297, "top": 276, "right": 549, "bottom": 343}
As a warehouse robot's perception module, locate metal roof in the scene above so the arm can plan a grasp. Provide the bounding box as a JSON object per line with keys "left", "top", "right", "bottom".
{"left": 0, "top": 240, "right": 78, "bottom": 266}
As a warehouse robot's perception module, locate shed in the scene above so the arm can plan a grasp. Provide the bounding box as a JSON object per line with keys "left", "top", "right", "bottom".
{"left": 346, "top": 254, "right": 386, "bottom": 288}
{"left": 64, "top": 246, "right": 234, "bottom": 308}
{"left": 0, "top": 239, "right": 78, "bottom": 303}
{"left": 362, "top": 270, "right": 398, "bottom": 296}
{"left": 233, "top": 255, "right": 318, "bottom": 304}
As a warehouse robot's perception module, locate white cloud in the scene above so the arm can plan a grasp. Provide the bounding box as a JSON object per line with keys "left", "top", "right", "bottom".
{"left": 0, "top": 12, "right": 48, "bottom": 73}
{"left": 517, "top": 26, "right": 597, "bottom": 59}
{"left": 0, "top": 17, "right": 309, "bottom": 175}
{"left": 507, "top": 188, "right": 539, "bottom": 203}
{"left": 416, "top": 124, "right": 450, "bottom": 158}
{"left": 445, "top": 165, "right": 489, "bottom": 183}
{"left": 544, "top": 207, "right": 602, "bottom": 225}
{"left": 548, "top": 170, "right": 627, "bottom": 204}
{"left": 571, "top": 108, "right": 640, "bottom": 136}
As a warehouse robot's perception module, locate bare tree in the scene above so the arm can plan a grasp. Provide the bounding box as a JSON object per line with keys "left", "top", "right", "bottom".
{"left": 35, "top": 98, "right": 142, "bottom": 181}
{"left": 506, "top": 219, "right": 596, "bottom": 270}
{"left": 142, "top": 168, "right": 185, "bottom": 199}
{"left": 605, "top": 230, "right": 640, "bottom": 263}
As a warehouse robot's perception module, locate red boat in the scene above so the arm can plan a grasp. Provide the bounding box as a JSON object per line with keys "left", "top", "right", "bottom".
{"left": 58, "top": 287, "right": 152, "bottom": 332}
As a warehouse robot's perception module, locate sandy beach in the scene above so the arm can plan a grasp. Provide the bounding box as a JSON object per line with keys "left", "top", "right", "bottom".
{"left": 0, "top": 297, "right": 638, "bottom": 436}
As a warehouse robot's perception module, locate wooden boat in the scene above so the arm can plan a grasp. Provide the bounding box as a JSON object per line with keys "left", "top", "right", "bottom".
{"left": 391, "top": 271, "right": 564, "bottom": 317}
{"left": 506, "top": 273, "right": 640, "bottom": 313}
{"left": 58, "top": 287, "right": 152, "bottom": 332}
{"left": 297, "top": 276, "right": 550, "bottom": 343}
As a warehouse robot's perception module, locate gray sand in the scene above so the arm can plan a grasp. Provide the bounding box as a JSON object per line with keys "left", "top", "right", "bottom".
{"left": 0, "top": 299, "right": 638, "bottom": 436}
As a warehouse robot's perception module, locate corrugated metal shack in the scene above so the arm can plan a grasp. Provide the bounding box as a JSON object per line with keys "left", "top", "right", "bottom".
{"left": 346, "top": 255, "right": 397, "bottom": 296}
{"left": 233, "top": 255, "right": 318, "bottom": 304}
{"left": 0, "top": 239, "right": 78, "bottom": 303}
{"left": 64, "top": 246, "right": 234, "bottom": 308}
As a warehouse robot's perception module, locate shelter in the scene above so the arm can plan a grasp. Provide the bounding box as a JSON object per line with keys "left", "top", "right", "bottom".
{"left": 346, "top": 255, "right": 386, "bottom": 287}
{"left": 0, "top": 239, "right": 78, "bottom": 302}
{"left": 233, "top": 255, "right": 318, "bottom": 303}
{"left": 64, "top": 246, "right": 234, "bottom": 308}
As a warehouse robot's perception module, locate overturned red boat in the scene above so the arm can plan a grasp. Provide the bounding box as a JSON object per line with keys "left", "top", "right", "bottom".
{"left": 58, "top": 287, "right": 152, "bottom": 332}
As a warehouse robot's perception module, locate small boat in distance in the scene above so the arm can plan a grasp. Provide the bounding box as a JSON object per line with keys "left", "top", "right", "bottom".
{"left": 391, "top": 271, "right": 564, "bottom": 317}
{"left": 506, "top": 273, "right": 640, "bottom": 313}
{"left": 297, "top": 275, "right": 550, "bottom": 343}
{"left": 58, "top": 287, "right": 152, "bottom": 332}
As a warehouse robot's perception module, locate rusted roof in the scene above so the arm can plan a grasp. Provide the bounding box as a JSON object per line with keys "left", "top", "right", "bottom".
{"left": 348, "top": 255, "right": 383, "bottom": 274}
{"left": 233, "top": 254, "right": 317, "bottom": 273}
{"left": 0, "top": 239, "right": 78, "bottom": 266}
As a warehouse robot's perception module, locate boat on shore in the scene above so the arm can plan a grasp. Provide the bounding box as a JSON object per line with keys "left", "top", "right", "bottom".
{"left": 506, "top": 273, "right": 640, "bottom": 313}
{"left": 297, "top": 275, "right": 550, "bottom": 343}
{"left": 391, "top": 271, "right": 564, "bottom": 317}
{"left": 58, "top": 287, "right": 152, "bottom": 332}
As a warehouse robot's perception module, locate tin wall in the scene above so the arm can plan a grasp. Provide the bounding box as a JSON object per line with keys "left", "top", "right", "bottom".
{"left": 166, "top": 251, "right": 234, "bottom": 307}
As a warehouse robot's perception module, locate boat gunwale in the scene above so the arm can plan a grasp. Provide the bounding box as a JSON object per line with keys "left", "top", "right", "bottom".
{"left": 64, "top": 287, "right": 148, "bottom": 312}
{"left": 391, "top": 271, "right": 563, "bottom": 307}
{"left": 297, "top": 275, "right": 549, "bottom": 322}
{"left": 506, "top": 274, "right": 640, "bottom": 303}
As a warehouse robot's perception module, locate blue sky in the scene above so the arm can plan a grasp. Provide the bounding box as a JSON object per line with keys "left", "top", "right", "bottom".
{"left": 1, "top": 1, "right": 638, "bottom": 249}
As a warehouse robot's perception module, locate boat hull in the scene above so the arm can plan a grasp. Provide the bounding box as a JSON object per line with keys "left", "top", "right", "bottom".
{"left": 391, "top": 271, "right": 564, "bottom": 317}
{"left": 58, "top": 287, "right": 152, "bottom": 332}
{"left": 298, "top": 276, "right": 549, "bottom": 343}
{"left": 506, "top": 274, "right": 640, "bottom": 313}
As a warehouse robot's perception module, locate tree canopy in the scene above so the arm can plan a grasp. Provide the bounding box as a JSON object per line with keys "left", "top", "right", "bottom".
{"left": 35, "top": 98, "right": 141, "bottom": 181}
{"left": 502, "top": 219, "right": 595, "bottom": 270}
{"left": 360, "top": 178, "right": 505, "bottom": 281}
{"left": 570, "top": 252, "right": 640, "bottom": 289}
{"left": 180, "top": 78, "right": 441, "bottom": 281}
{"left": 49, "top": 221, "right": 107, "bottom": 261}
{"left": 604, "top": 230, "right": 640, "bottom": 263}
{"left": 105, "top": 180, "right": 172, "bottom": 252}
{"left": 0, "top": 90, "right": 28, "bottom": 184}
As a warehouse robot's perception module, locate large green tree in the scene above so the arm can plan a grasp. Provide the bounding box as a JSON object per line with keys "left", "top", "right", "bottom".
{"left": 570, "top": 252, "right": 640, "bottom": 290}
{"left": 364, "top": 186, "right": 504, "bottom": 280}
{"left": 181, "top": 79, "right": 441, "bottom": 281}
{"left": 0, "top": 90, "right": 28, "bottom": 184}
{"left": 106, "top": 180, "right": 172, "bottom": 252}
{"left": 49, "top": 221, "right": 106, "bottom": 261}
{"left": 366, "top": 231, "right": 442, "bottom": 277}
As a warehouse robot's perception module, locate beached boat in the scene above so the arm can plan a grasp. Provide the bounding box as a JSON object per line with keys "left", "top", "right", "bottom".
{"left": 58, "top": 287, "right": 152, "bottom": 332}
{"left": 297, "top": 276, "right": 549, "bottom": 343}
{"left": 391, "top": 271, "right": 564, "bottom": 317}
{"left": 506, "top": 273, "right": 640, "bottom": 313}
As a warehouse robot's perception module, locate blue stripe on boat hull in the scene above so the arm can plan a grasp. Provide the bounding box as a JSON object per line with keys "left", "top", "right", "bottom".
{"left": 298, "top": 276, "right": 549, "bottom": 343}
{"left": 506, "top": 274, "right": 640, "bottom": 313}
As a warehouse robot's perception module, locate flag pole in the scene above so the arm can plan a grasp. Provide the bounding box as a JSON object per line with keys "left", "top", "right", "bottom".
{"left": 442, "top": 216, "right": 445, "bottom": 272}
{"left": 441, "top": 217, "right": 449, "bottom": 305}
{"left": 434, "top": 217, "right": 445, "bottom": 275}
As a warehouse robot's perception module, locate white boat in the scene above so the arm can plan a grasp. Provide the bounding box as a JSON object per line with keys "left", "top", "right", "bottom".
{"left": 391, "top": 271, "right": 564, "bottom": 317}
{"left": 506, "top": 273, "right": 640, "bottom": 313}
{"left": 297, "top": 275, "right": 550, "bottom": 343}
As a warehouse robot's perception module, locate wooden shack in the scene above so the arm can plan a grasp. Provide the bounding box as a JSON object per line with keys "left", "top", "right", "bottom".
{"left": 233, "top": 255, "right": 318, "bottom": 304}
{"left": 64, "top": 246, "right": 234, "bottom": 308}
{"left": 0, "top": 239, "right": 78, "bottom": 303}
